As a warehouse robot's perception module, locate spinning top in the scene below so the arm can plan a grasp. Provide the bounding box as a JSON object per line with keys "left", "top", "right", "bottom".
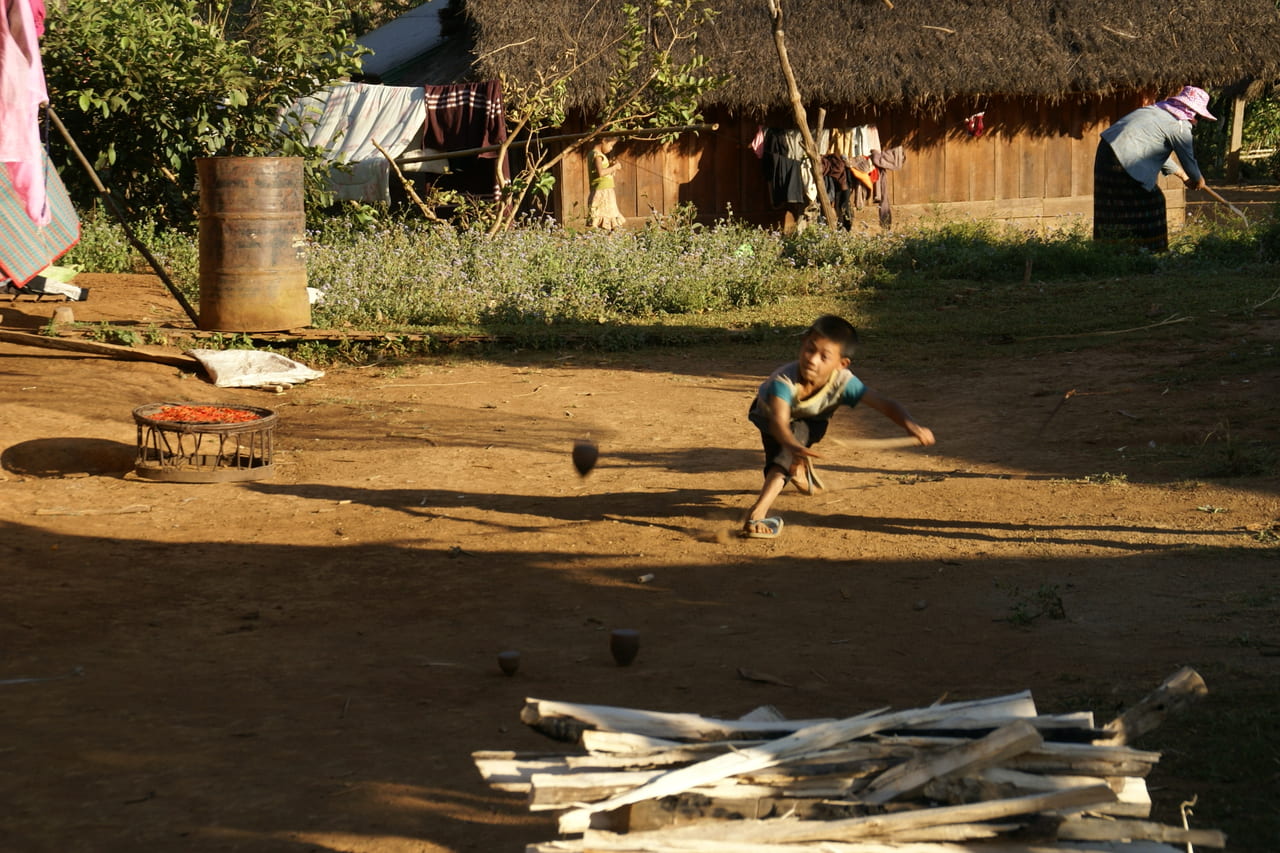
{"left": 572, "top": 439, "right": 599, "bottom": 476}
{"left": 497, "top": 650, "right": 521, "bottom": 676}
{"left": 610, "top": 629, "right": 640, "bottom": 667}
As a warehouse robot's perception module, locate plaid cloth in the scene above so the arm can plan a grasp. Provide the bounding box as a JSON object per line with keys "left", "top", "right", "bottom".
{"left": 1092, "top": 140, "right": 1167, "bottom": 253}
{"left": 0, "top": 151, "right": 80, "bottom": 285}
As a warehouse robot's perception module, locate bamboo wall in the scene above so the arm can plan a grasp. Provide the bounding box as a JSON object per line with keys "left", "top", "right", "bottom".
{"left": 555, "top": 93, "right": 1188, "bottom": 231}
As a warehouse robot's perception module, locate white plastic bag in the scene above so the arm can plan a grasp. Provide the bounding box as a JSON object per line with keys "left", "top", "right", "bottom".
{"left": 187, "top": 348, "right": 325, "bottom": 388}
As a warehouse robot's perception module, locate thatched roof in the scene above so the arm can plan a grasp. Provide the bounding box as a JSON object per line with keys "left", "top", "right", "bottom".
{"left": 465, "top": 0, "right": 1280, "bottom": 113}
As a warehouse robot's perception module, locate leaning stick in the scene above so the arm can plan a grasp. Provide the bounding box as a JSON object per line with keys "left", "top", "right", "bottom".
{"left": 842, "top": 436, "right": 926, "bottom": 450}
{"left": 372, "top": 138, "right": 445, "bottom": 223}
{"left": 1015, "top": 314, "right": 1190, "bottom": 342}
{"left": 1037, "top": 388, "right": 1076, "bottom": 437}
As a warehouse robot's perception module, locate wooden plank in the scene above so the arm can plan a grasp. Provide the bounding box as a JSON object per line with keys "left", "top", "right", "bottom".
{"left": 532, "top": 771, "right": 867, "bottom": 811}
{"left": 570, "top": 742, "right": 753, "bottom": 769}
{"left": 1019, "top": 109, "right": 1047, "bottom": 200}
{"left": 1039, "top": 99, "right": 1067, "bottom": 199}
{"left": 580, "top": 731, "right": 690, "bottom": 755}
{"left": 536, "top": 838, "right": 1186, "bottom": 852}
{"left": 994, "top": 121, "right": 1020, "bottom": 200}
{"left": 1097, "top": 667, "right": 1207, "bottom": 746}
{"left": 862, "top": 719, "right": 1043, "bottom": 804}
{"left": 713, "top": 119, "right": 747, "bottom": 220}
{"left": 1059, "top": 816, "right": 1226, "bottom": 847}
{"left": 942, "top": 124, "right": 973, "bottom": 204}
{"left": 878, "top": 736, "right": 1160, "bottom": 777}
{"left": 917, "top": 113, "right": 948, "bottom": 204}
{"left": 619, "top": 143, "right": 651, "bottom": 221}
{"left": 970, "top": 128, "right": 996, "bottom": 205}
{"left": 555, "top": 693, "right": 1040, "bottom": 833}
{"left": 522, "top": 698, "right": 835, "bottom": 742}
{"left": 907, "top": 711, "right": 1094, "bottom": 734}
{"left": 1072, "top": 115, "right": 1100, "bottom": 200}
{"left": 589, "top": 784, "right": 1117, "bottom": 844}
{"left": 528, "top": 693, "right": 1037, "bottom": 747}
{"left": 472, "top": 750, "right": 576, "bottom": 792}
{"left": 569, "top": 737, "right": 907, "bottom": 774}
{"left": 924, "top": 768, "right": 1150, "bottom": 817}
{"left": 625, "top": 794, "right": 869, "bottom": 830}
{"left": 0, "top": 330, "right": 200, "bottom": 368}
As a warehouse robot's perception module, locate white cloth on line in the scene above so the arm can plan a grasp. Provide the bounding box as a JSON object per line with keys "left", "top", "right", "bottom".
{"left": 285, "top": 82, "right": 427, "bottom": 204}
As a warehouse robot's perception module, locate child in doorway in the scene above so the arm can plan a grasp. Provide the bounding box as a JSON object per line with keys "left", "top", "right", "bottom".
{"left": 743, "top": 315, "right": 935, "bottom": 539}
{"left": 588, "top": 137, "right": 626, "bottom": 230}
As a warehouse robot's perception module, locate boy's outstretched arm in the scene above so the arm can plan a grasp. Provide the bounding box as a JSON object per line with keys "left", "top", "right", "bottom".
{"left": 765, "top": 395, "right": 821, "bottom": 459}
{"left": 860, "top": 388, "right": 936, "bottom": 446}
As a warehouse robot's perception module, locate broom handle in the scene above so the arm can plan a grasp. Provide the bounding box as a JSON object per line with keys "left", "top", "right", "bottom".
{"left": 1201, "top": 184, "right": 1249, "bottom": 221}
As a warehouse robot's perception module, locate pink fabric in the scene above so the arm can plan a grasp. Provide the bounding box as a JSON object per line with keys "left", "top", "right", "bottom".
{"left": 1158, "top": 85, "right": 1216, "bottom": 122}
{"left": 0, "top": 0, "right": 50, "bottom": 226}
{"left": 1154, "top": 99, "right": 1197, "bottom": 122}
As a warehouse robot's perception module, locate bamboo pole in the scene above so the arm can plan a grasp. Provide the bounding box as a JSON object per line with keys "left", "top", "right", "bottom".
{"left": 395, "top": 123, "right": 718, "bottom": 166}
{"left": 46, "top": 107, "right": 200, "bottom": 327}
{"left": 766, "top": 0, "right": 838, "bottom": 230}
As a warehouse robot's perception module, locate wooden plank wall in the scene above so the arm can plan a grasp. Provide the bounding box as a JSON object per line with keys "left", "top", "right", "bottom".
{"left": 554, "top": 92, "right": 1188, "bottom": 231}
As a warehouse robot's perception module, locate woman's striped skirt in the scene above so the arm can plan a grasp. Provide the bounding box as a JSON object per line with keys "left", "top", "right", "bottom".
{"left": 1093, "top": 140, "right": 1167, "bottom": 252}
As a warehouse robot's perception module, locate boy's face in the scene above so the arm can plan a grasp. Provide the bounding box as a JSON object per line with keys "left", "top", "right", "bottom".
{"left": 797, "top": 333, "right": 850, "bottom": 385}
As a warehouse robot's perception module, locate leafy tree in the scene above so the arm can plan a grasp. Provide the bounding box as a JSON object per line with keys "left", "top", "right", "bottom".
{"left": 42, "top": 0, "right": 367, "bottom": 226}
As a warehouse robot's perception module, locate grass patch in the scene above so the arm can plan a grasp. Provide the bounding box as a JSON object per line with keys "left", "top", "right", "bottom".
{"left": 63, "top": 207, "right": 1280, "bottom": 405}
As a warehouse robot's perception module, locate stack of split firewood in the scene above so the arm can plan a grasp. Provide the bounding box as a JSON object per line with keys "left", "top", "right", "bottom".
{"left": 473, "top": 668, "right": 1222, "bottom": 852}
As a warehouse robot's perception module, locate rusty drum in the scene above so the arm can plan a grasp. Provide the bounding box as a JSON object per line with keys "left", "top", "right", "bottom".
{"left": 197, "top": 157, "right": 310, "bottom": 332}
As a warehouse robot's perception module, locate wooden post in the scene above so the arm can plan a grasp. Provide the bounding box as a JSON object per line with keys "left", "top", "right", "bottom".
{"left": 1225, "top": 96, "right": 1246, "bottom": 183}
{"left": 766, "top": 0, "right": 838, "bottom": 230}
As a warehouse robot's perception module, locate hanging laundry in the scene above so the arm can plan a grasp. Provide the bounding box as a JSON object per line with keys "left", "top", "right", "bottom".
{"left": 853, "top": 125, "right": 882, "bottom": 158}
{"left": 965, "top": 111, "right": 986, "bottom": 138}
{"left": 749, "top": 125, "right": 766, "bottom": 159}
{"left": 422, "top": 81, "right": 507, "bottom": 155}
{"left": 0, "top": 0, "right": 50, "bottom": 226}
{"left": 760, "top": 128, "right": 816, "bottom": 207}
{"left": 821, "top": 154, "right": 854, "bottom": 229}
{"left": 422, "top": 81, "right": 510, "bottom": 195}
{"left": 829, "top": 127, "right": 853, "bottom": 158}
{"left": 848, "top": 154, "right": 877, "bottom": 211}
{"left": 286, "top": 82, "right": 427, "bottom": 204}
{"left": 870, "top": 146, "right": 907, "bottom": 228}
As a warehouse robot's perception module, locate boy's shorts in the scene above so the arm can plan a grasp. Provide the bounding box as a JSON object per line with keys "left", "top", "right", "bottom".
{"left": 748, "top": 406, "right": 831, "bottom": 479}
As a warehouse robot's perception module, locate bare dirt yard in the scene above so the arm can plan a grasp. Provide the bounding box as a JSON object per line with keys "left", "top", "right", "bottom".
{"left": 2, "top": 273, "right": 1277, "bottom": 852}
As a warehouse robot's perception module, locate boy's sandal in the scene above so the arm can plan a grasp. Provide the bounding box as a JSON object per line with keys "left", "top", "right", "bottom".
{"left": 742, "top": 516, "right": 784, "bottom": 539}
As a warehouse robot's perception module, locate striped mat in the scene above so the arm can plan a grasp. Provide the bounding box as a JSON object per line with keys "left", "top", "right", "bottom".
{"left": 0, "top": 152, "right": 81, "bottom": 286}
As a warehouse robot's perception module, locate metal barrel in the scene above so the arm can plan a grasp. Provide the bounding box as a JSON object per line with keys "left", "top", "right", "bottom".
{"left": 197, "top": 157, "right": 310, "bottom": 332}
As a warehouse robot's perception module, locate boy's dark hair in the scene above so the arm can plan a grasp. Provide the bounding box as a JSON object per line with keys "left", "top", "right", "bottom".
{"left": 805, "top": 315, "right": 859, "bottom": 358}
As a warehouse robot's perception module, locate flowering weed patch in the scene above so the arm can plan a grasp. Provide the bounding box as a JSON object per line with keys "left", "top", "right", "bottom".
{"left": 305, "top": 217, "right": 817, "bottom": 328}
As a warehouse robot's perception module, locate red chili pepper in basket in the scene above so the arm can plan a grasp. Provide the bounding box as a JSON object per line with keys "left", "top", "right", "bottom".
{"left": 152, "top": 404, "right": 261, "bottom": 424}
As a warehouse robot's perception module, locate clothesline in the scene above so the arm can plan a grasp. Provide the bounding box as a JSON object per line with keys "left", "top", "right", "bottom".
{"left": 395, "top": 123, "right": 718, "bottom": 165}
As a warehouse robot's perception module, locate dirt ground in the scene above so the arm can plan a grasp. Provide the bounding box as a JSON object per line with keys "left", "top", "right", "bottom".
{"left": 1, "top": 273, "right": 1277, "bottom": 852}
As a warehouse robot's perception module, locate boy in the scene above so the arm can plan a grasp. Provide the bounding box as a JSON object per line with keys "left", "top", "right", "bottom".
{"left": 743, "top": 315, "right": 935, "bottom": 539}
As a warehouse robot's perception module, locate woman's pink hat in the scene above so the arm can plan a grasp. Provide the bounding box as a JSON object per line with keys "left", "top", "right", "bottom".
{"left": 1170, "top": 86, "right": 1216, "bottom": 120}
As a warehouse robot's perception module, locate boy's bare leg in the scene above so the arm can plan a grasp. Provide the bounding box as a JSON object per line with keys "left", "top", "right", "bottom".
{"left": 745, "top": 466, "right": 788, "bottom": 532}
